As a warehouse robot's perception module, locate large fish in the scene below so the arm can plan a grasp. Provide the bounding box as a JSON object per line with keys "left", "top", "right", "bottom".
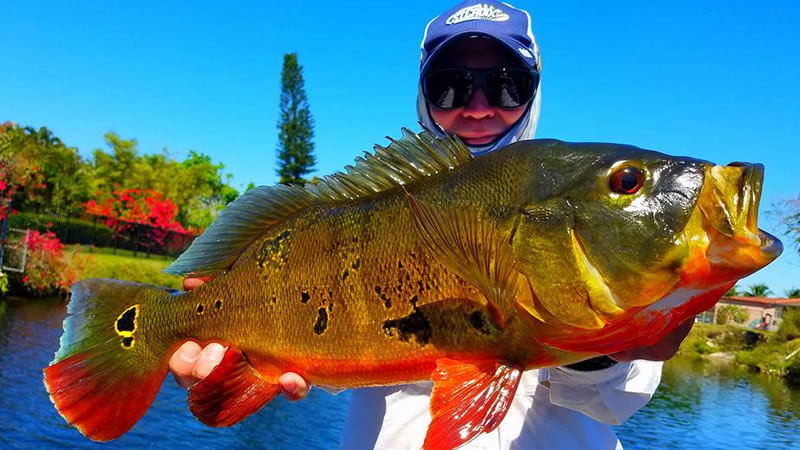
{"left": 44, "top": 130, "right": 781, "bottom": 449}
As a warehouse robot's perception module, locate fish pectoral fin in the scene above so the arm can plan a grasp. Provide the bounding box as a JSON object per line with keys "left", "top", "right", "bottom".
{"left": 424, "top": 358, "right": 522, "bottom": 450}
{"left": 188, "top": 346, "right": 281, "bottom": 427}
{"left": 406, "top": 192, "right": 519, "bottom": 327}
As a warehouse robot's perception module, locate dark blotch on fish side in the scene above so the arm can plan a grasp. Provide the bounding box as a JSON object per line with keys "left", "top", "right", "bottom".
{"left": 196, "top": 304, "right": 205, "bottom": 314}
{"left": 384, "top": 299, "right": 392, "bottom": 309}
{"left": 397, "top": 260, "right": 404, "bottom": 269}
{"left": 301, "top": 292, "right": 310, "bottom": 304}
{"left": 342, "top": 269, "right": 349, "bottom": 281}
{"left": 314, "top": 307, "right": 329, "bottom": 335}
{"left": 215, "top": 300, "right": 223, "bottom": 310}
{"left": 352, "top": 259, "right": 361, "bottom": 270}
{"left": 410, "top": 295, "right": 418, "bottom": 307}
{"left": 121, "top": 336, "right": 134, "bottom": 348}
{"left": 382, "top": 309, "right": 432, "bottom": 345}
{"left": 328, "top": 303, "right": 334, "bottom": 312}
{"left": 116, "top": 307, "right": 136, "bottom": 332}
{"left": 469, "top": 311, "right": 491, "bottom": 335}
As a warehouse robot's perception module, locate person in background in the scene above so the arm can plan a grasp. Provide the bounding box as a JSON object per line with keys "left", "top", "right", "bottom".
{"left": 171, "top": 1, "right": 695, "bottom": 448}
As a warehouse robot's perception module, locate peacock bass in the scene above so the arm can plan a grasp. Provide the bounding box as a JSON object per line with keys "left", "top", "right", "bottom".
{"left": 44, "top": 130, "right": 782, "bottom": 449}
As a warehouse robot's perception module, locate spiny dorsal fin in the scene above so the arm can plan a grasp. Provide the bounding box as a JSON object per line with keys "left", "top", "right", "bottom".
{"left": 165, "top": 129, "right": 471, "bottom": 277}
{"left": 312, "top": 128, "right": 472, "bottom": 201}
{"left": 164, "top": 184, "right": 317, "bottom": 277}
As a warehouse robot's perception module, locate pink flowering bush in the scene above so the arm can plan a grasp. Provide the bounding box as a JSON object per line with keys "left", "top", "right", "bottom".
{"left": 18, "top": 230, "right": 88, "bottom": 296}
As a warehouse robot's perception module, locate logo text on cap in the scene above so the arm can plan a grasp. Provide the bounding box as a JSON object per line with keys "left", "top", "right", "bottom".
{"left": 445, "top": 4, "right": 510, "bottom": 25}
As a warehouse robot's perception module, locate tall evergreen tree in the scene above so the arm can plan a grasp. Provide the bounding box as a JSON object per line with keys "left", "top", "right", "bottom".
{"left": 276, "top": 53, "right": 316, "bottom": 185}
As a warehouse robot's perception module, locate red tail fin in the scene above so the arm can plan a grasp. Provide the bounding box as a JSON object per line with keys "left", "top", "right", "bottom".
{"left": 43, "top": 279, "right": 177, "bottom": 441}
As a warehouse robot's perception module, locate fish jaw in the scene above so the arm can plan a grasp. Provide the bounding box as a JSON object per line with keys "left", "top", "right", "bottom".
{"left": 678, "top": 163, "right": 782, "bottom": 289}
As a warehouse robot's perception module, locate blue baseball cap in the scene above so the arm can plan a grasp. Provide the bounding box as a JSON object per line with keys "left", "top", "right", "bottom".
{"left": 419, "top": 0, "right": 540, "bottom": 76}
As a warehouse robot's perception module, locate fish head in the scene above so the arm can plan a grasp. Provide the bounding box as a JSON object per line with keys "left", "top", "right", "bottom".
{"left": 509, "top": 141, "right": 781, "bottom": 331}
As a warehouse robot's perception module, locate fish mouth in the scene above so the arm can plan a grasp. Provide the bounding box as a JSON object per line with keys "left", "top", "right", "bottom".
{"left": 683, "top": 162, "right": 782, "bottom": 286}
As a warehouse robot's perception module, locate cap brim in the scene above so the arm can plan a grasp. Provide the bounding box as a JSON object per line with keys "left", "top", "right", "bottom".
{"left": 420, "top": 31, "right": 536, "bottom": 77}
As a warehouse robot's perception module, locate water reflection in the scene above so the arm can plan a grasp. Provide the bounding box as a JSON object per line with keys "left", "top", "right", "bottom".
{"left": 1, "top": 298, "right": 798, "bottom": 449}
{"left": 616, "top": 355, "right": 800, "bottom": 449}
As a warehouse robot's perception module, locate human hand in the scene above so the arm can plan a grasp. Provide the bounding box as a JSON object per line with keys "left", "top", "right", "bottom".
{"left": 168, "top": 277, "right": 310, "bottom": 401}
{"left": 610, "top": 316, "right": 696, "bottom": 362}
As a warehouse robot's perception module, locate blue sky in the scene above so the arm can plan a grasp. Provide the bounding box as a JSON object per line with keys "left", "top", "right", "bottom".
{"left": 2, "top": 1, "right": 798, "bottom": 294}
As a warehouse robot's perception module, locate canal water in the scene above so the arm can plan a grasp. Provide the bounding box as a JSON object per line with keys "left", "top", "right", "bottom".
{"left": 1, "top": 297, "right": 798, "bottom": 449}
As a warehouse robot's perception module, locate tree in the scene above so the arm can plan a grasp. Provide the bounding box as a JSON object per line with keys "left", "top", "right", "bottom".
{"left": 786, "top": 288, "right": 800, "bottom": 298}
{"left": 1, "top": 124, "right": 90, "bottom": 214}
{"left": 725, "top": 285, "right": 740, "bottom": 297}
{"left": 716, "top": 305, "right": 749, "bottom": 325}
{"left": 276, "top": 52, "right": 316, "bottom": 185}
{"left": 743, "top": 283, "right": 772, "bottom": 298}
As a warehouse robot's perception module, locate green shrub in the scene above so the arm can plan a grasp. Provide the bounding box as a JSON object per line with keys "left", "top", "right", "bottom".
{"left": 778, "top": 308, "right": 800, "bottom": 342}
{"left": 785, "top": 350, "right": 800, "bottom": 385}
{"left": 9, "top": 211, "right": 114, "bottom": 247}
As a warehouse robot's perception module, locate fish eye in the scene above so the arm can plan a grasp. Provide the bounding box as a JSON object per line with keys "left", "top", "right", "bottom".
{"left": 610, "top": 166, "right": 644, "bottom": 194}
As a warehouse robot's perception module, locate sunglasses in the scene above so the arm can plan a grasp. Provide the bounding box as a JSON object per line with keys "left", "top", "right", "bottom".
{"left": 422, "top": 66, "right": 540, "bottom": 110}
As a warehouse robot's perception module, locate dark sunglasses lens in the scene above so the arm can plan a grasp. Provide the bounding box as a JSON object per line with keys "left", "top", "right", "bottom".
{"left": 487, "top": 69, "right": 538, "bottom": 108}
{"left": 424, "top": 70, "right": 473, "bottom": 109}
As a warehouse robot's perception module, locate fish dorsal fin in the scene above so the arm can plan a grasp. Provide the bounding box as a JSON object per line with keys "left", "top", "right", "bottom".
{"left": 164, "top": 184, "right": 317, "bottom": 276}
{"left": 312, "top": 128, "right": 472, "bottom": 201}
{"left": 166, "top": 129, "right": 471, "bottom": 277}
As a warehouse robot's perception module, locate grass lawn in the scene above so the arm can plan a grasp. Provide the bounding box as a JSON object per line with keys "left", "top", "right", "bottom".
{"left": 67, "top": 245, "right": 182, "bottom": 290}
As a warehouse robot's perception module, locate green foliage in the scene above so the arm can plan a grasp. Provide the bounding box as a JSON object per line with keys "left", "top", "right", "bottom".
{"left": 786, "top": 287, "right": 800, "bottom": 298}
{"left": 1, "top": 125, "right": 92, "bottom": 213}
{"left": 90, "top": 136, "right": 239, "bottom": 230}
{"left": 743, "top": 283, "right": 772, "bottom": 297}
{"left": 9, "top": 211, "right": 114, "bottom": 247}
{"left": 3, "top": 124, "right": 238, "bottom": 232}
{"left": 276, "top": 52, "right": 316, "bottom": 185}
{"left": 678, "top": 323, "right": 750, "bottom": 356}
{"left": 0, "top": 270, "right": 9, "bottom": 297}
{"left": 786, "top": 351, "right": 800, "bottom": 385}
{"left": 725, "top": 285, "right": 740, "bottom": 296}
{"left": 734, "top": 343, "right": 790, "bottom": 376}
{"left": 777, "top": 196, "right": 799, "bottom": 253}
{"left": 716, "top": 304, "right": 749, "bottom": 325}
{"left": 777, "top": 307, "right": 800, "bottom": 342}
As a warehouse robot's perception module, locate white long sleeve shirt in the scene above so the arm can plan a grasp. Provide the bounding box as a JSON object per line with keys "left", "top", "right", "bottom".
{"left": 339, "top": 360, "right": 663, "bottom": 450}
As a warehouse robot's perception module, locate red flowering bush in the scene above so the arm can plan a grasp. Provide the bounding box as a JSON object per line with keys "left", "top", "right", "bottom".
{"left": 85, "top": 188, "right": 186, "bottom": 251}
{"left": 18, "top": 230, "right": 88, "bottom": 295}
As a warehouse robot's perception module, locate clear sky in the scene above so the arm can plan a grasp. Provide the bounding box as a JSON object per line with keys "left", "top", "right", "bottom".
{"left": 2, "top": 1, "right": 798, "bottom": 294}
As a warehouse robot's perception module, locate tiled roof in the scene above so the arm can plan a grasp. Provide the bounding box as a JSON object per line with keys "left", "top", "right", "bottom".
{"left": 720, "top": 296, "right": 800, "bottom": 307}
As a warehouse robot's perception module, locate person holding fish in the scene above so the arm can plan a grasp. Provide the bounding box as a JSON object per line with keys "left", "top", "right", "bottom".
{"left": 169, "top": 1, "right": 696, "bottom": 448}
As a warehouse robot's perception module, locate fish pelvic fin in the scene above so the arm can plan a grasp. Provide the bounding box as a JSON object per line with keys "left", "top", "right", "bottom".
{"left": 188, "top": 346, "right": 282, "bottom": 427}
{"left": 424, "top": 358, "right": 522, "bottom": 450}
{"left": 406, "top": 192, "right": 520, "bottom": 327}
{"left": 167, "top": 129, "right": 471, "bottom": 278}
{"left": 43, "top": 279, "right": 178, "bottom": 441}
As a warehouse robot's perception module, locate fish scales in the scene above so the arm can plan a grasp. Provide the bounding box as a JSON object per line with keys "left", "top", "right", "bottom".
{"left": 164, "top": 145, "right": 551, "bottom": 386}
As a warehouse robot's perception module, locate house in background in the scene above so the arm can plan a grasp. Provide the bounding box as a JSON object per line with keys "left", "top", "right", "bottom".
{"left": 697, "top": 296, "right": 800, "bottom": 331}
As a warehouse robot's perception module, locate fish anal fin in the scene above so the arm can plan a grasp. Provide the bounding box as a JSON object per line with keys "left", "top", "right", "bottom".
{"left": 424, "top": 358, "right": 522, "bottom": 450}
{"left": 406, "top": 192, "right": 519, "bottom": 327}
{"left": 188, "top": 347, "right": 281, "bottom": 427}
